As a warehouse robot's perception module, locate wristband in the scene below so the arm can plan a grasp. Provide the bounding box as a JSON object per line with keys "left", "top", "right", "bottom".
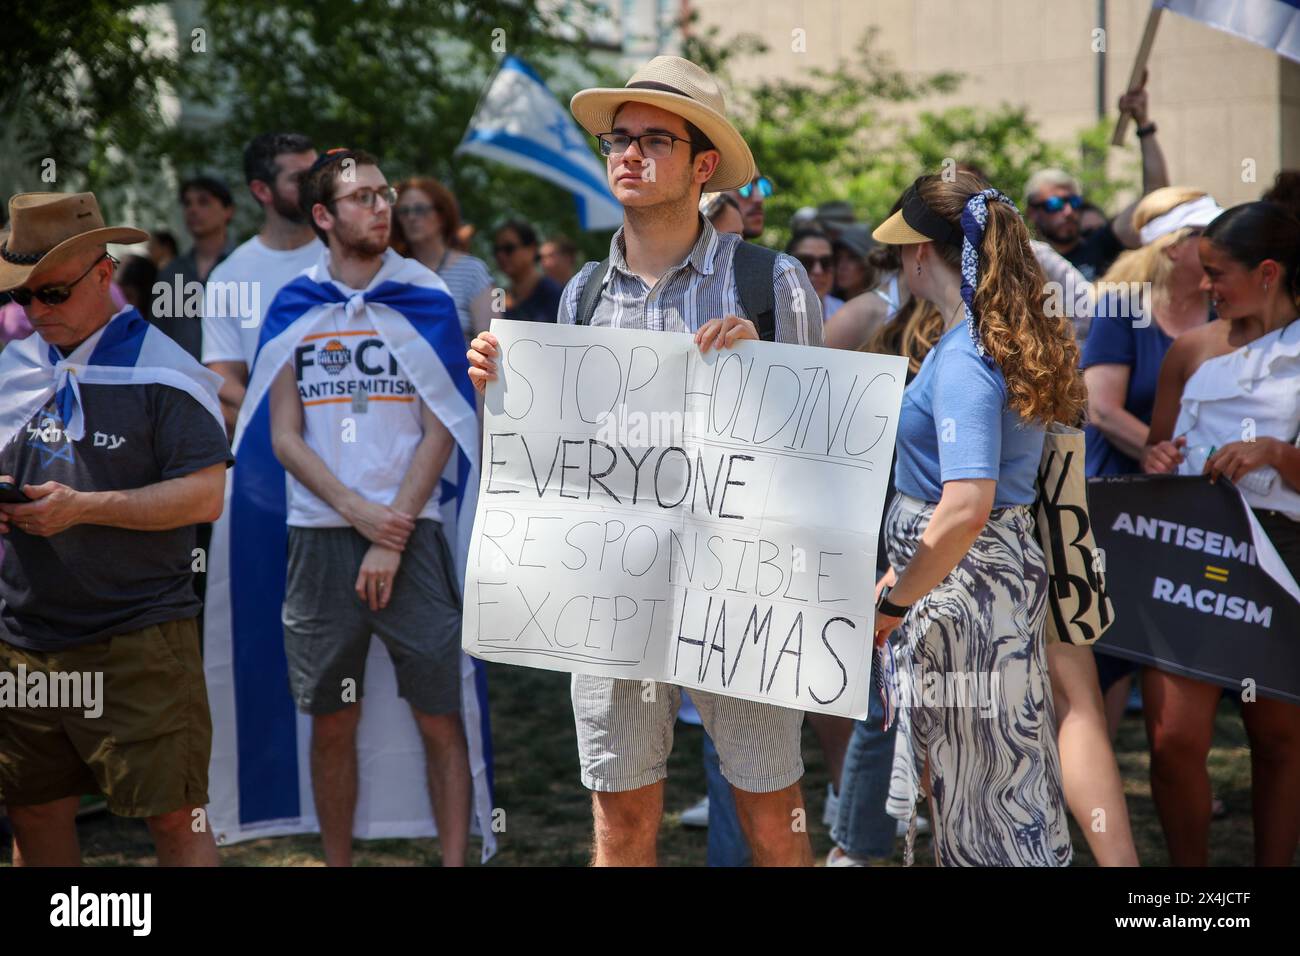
{"left": 876, "top": 585, "right": 911, "bottom": 618}
{"left": 1136, "top": 122, "right": 1157, "bottom": 138}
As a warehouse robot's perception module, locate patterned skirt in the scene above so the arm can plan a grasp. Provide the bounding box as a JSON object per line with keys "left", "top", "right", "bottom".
{"left": 884, "top": 492, "right": 1072, "bottom": 867}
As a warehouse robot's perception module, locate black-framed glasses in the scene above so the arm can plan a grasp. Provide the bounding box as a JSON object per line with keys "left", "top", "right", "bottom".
{"left": 1031, "top": 194, "right": 1083, "bottom": 214}
{"left": 795, "top": 254, "right": 834, "bottom": 273}
{"left": 493, "top": 243, "right": 520, "bottom": 257}
{"left": 333, "top": 185, "right": 397, "bottom": 210}
{"left": 395, "top": 202, "right": 434, "bottom": 219}
{"left": 10, "top": 253, "right": 113, "bottom": 307}
{"left": 597, "top": 132, "right": 691, "bottom": 160}
{"left": 738, "top": 177, "right": 774, "bottom": 199}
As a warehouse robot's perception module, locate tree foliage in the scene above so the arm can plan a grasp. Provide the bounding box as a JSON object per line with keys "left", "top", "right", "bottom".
{"left": 2, "top": 0, "right": 178, "bottom": 206}
{"left": 4, "top": 1, "right": 1133, "bottom": 263}
{"left": 167, "top": 0, "right": 615, "bottom": 256}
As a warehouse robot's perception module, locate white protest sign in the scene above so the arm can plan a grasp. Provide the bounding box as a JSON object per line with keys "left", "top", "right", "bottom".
{"left": 462, "top": 319, "right": 907, "bottom": 718}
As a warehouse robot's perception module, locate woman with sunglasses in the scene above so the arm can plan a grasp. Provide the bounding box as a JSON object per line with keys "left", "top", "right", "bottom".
{"left": 786, "top": 228, "right": 843, "bottom": 319}
{"left": 1139, "top": 201, "right": 1300, "bottom": 866}
{"left": 491, "top": 219, "right": 563, "bottom": 324}
{"left": 391, "top": 177, "right": 494, "bottom": 345}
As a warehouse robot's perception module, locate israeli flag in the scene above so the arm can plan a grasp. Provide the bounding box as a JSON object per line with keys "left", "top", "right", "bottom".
{"left": 1158, "top": 0, "right": 1300, "bottom": 61}
{"left": 0, "top": 305, "right": 223, "bottom": 449}
{"left": 457, "top": 55, "right": 622, "bottom": 230}
{"left": 203, "top": 250, "right": 496, "bottom": 860}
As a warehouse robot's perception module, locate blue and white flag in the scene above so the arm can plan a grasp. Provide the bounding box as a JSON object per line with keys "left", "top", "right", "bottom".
{"left": 1158, "top": 0, "right": 1300, "bottom": 61}
{"left": 0, "top": 305, "right": 223, "bottom": 449}
{"left": 457, "top": 55, "right": 622, "bottom": 230}
{"left": 203, "top": 250, "right": 496, "bottom": 859}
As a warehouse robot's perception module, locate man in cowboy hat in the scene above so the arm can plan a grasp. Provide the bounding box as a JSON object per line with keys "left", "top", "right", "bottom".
{"left": 0, "top": 191, "right": 229, "bottom": 866}
{"left": 468, "top": 56, "right": 822, "bottom": 866}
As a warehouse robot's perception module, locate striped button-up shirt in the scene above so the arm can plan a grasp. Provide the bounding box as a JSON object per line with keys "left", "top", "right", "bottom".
{"left": 557, "top": 217, "right": 824, "bottom": 346}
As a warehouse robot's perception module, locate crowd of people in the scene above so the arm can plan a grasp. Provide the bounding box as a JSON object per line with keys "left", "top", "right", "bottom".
{"left": 1, "top": 52, "right": 1298, "bottom": 868}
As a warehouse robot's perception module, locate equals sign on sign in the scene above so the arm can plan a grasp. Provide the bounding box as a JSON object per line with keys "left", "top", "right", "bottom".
{"left": 1204, "top": 565, "right": 1229, "bottom": 584}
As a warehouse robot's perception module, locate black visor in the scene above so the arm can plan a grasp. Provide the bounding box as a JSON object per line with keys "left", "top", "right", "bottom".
{"left": 900, "top": 181, "right": 963, "bottom": 247}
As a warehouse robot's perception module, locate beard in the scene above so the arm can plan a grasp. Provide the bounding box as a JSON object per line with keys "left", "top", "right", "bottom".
{"left": 333, "top": 214, "right": 390, "bottom": 257}
{"left": 271, "top": 186, "right": 307, "bottom": 224}
{"left": 1039, "top": 216, "right": 1079, "bottom": 246}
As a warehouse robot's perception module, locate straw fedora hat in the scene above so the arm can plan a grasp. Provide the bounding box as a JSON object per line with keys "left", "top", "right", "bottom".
{"left": 570, "top": 56, "right": 756, "bottom": 192}
{"left": 0, "top": 192, "right": 147, "bottom": 291}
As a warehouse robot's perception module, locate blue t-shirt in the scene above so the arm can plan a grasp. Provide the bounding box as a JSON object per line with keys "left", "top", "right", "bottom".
{"left": 505, "top": 275, "right": 563, "bottom": 324}
{"left": 894, "top": 319, "right": 1045, "bottom": 507}
{"left": 1079, "top": 295, "right": 1173, "bottom": 477}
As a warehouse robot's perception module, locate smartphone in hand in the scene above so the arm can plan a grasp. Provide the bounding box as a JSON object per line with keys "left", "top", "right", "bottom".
{"left": 0, "top": 482, "right": 31, "bottom": 504}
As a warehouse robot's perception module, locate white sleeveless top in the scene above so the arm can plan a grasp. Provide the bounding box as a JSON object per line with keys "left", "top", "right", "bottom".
{"left": 872, "top": 271, "right": 903, "bottom": 320}
{"left": 1173, "top": 319, "right": 1300, "bottom": 520}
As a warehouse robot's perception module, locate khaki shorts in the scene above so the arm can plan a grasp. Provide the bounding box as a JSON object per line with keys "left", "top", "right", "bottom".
{"left": 0, "top": 618, "right": 211, "bottom": 817}
{"left": 572, "top": 676, "right": 805, "bottom": 794}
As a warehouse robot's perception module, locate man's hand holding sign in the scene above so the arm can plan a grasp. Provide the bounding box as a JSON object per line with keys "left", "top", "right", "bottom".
{"left": 466, "top": 314, "right": 759, "bottom": 392}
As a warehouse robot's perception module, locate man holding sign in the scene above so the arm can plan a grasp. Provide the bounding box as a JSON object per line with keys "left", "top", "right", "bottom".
{"left": 468, "top": 56, "right": 826, "bottom": 865}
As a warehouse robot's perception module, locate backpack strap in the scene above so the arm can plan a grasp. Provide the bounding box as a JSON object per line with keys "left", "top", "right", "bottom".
{"left": 577, "top": 244, "right": 779, "bottom": 339}
{"left": 574, "top": 258, "right": 612, "bottom": 327}
{"left": 731, "top": 240, "right": 778, "bottom": 341}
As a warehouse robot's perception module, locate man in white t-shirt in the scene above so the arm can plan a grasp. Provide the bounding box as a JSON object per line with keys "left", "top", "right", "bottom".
{"left": 203, "top": 132, "right": 322, "bottom": 433}
{"left": 267, "top": 148, "right": 470, "bottom": 867}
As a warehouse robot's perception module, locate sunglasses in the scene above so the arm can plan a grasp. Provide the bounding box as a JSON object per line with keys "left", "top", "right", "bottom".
{"left": 1031, "top": 194, "right": 1083, "bottom": 214}
{"left": 10, "top": 253, "right": 112, "bottom": 307}
{"left": 494, "top": 243, "right": 520, "bottom": 256}
{"left": 737, "top": 177, "right": 773, "bottom": 200}
{"left": 796, "top": 254, "right": 834, "bottom": 273}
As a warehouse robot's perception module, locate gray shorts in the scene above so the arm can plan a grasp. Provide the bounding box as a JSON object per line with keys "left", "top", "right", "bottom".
{"left": 572, "top": 676, "right": 805, "bottom": 794}
{"left": 283, "top": 519, "right": 462, "bottom": 717}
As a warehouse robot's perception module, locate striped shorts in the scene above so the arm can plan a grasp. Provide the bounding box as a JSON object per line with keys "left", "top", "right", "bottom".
{"left": 884, "top": 492, "right": 1072, "bottom": 867}
{"left": 571, "top": 676, "right": 805, "bottom": 793}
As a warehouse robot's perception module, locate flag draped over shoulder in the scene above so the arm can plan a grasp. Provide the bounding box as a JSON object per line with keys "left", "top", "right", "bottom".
{"left": 203, "top": 251, "right": 495, "bottom": 860}
{"left": 0, "top": 305, "right": 223, "bottom": 449}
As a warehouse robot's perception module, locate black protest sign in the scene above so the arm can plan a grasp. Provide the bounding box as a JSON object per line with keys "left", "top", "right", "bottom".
{"left": 1088, "top": 474, "right": 1300, "bottom": 703}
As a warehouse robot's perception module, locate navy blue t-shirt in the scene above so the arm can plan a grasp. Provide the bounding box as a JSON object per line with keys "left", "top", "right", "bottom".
{"left": 1080, "top": 295, "right": 1173, "bottom": 476}
{"left": 505, "top": 275, "right": 563, "bottom": 324}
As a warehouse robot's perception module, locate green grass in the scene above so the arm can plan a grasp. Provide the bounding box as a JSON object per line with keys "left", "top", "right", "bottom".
{"left": 3, "top": 662, "right": 1292, "bottom": 866}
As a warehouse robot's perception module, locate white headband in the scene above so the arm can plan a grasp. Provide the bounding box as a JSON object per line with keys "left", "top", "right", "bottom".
{"left": 1138, "top": 194, "right": 1224, "bottom": 246}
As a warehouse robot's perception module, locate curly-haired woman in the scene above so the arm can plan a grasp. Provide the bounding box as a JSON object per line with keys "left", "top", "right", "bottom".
{"left": 870, "top": 171, "right": 1086, "bottom": 866}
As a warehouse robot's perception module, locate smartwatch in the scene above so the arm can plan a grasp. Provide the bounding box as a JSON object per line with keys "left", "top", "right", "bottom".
{"left": 876, "top": 585, "right": 911, "bottom": 618}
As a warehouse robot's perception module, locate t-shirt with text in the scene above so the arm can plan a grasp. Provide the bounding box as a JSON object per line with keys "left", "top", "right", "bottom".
{"left": 0, "top": 384, "right": 231, "bottom": 650}
{"left": 286, "top": 309, "right": 439, "bottom": 528}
